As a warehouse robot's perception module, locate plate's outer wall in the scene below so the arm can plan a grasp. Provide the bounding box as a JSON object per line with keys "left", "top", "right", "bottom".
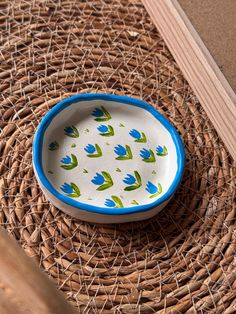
{"left": 34, "top": 161, "right": 170, "bottom": 223}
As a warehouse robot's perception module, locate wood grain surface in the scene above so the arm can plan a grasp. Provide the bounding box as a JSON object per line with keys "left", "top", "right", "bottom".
{"left": 142, "top": 0, "right": 236, "bottom": 160}
{"left": 0, "top": 228, "right": 75, "bottom": 314}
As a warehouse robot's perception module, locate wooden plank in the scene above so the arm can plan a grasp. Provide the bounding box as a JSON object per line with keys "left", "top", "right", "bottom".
{"left": 179, "top": 0, "right": 236, "bottom": 92}
{"left": 0, "top": 287, "right": 23, "bottom": 314}
{"left": 142, "top": 0, "right": 236, "bottom": 160}
{"left": 0, "top": 228, "right": 75, "bottom": 314}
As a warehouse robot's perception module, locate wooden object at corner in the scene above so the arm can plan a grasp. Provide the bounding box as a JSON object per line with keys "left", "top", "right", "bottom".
{"left": 0, "top": 227, "right": 75, "bottom": 314}
{"left": 142, "top": 0, "right": 236, "bottom": 160}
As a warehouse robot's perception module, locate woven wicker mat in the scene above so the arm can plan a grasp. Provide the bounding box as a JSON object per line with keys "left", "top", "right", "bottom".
{"left": 0, "top": 0, "right": 236, "bottom": 313}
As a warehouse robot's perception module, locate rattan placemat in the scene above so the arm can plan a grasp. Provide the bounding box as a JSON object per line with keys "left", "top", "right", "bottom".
{"left": 0, "top": 0, "right": 235, "bottom": 313}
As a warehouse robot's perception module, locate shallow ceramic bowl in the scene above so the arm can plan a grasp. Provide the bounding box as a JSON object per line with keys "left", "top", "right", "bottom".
{"left": 33, "top": 94, "right": 185, "bottom": 223}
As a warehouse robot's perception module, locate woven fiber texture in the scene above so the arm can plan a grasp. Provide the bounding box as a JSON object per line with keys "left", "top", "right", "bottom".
{"left": 0, "top": 0, "right": 236, "bottom": 313}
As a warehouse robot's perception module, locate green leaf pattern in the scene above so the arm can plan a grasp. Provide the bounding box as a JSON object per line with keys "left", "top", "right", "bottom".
{"left": 50, "top": 107, "right": 169, "bottom": 205}
{"left": 99, "top": 125, "right": 114, "bottom": 137}
{"left": 111, "top": 196, "right": 124, "bottom": 208}
{"left": 149, "top": 183, "right": 162, "bottom": 199}
{"left": 92, "top": 106, "right": 111, "bottom": 122}
{"left": 124, "top": 171, "right": 142, "bottom": 191}
{"left": 60, "top": 154, "right": 78, "bottom": 170}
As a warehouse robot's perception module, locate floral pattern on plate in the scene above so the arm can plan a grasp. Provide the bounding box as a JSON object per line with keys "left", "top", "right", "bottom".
{"left": 105, "top": 196, "right": 124, "bottom": 208}
{"left": 60, "top": 154, "right": 78, "bottom": 170}
{"left": 92, "top": 106, "right": 111, "bottom": 122}
{"left": 129, "top": 129, "right": 147, "bottom": 143}
{"left": 156, "top": 145, "right": 168, "bottom": 156}
{"left": 60, "top": 182, "right": 81, "bottom": 198}
{"left": 146, "top": 181, "right": 162, "bottom": 199}
{"left": 97, "top": 124, "right": 114, "bottom": 137}
{"left": 123, "top": 171, "right": 142, "bottom": 191}
{"left": 114, "top": 145, "right": 133, "bottom": 160}
{"left": 48, "top": 141, "right": 59, "bottom": 150}
{"left": 84, "top": 144, "right": 102, "bottom": 158}
{"left": 91, "top": 171, "right": 114, "bottom": 191}
{"left": 64, "top": 126, "right": 79, "bottom": 138}
{"left": 139, "top": 148, "right": 156, "bottom": 163}
{"left": 47, "top": 105, "right": 171, "bottom": 206}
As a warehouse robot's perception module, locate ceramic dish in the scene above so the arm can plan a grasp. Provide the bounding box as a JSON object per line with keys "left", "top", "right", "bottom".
{"left": 33, "top": 94, "right": 185, "bottom": 223}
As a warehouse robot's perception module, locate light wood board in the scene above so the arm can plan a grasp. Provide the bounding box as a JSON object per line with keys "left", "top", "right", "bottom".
{"left": 0, "top": 228, "right": 75, "bottom": 314}
{"left": 179, "top": 0, "right": 236, "bottom": 92}
{"left": 142, "top": 0, "right": 236, "bottom": 160}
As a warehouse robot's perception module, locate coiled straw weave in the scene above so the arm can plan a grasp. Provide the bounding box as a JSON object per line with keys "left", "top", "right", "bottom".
{"left": 0, "top": 0, "right": 235, "bottom": 313}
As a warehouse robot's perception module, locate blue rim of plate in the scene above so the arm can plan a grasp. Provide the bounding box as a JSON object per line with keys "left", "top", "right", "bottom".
{"left": 33, "top": 93, "right": 185, "bottom": 216}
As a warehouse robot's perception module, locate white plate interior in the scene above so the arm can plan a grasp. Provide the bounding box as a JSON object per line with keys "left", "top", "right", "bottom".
{"left": 42, "top": 100, "right": 177, "bottom": 209}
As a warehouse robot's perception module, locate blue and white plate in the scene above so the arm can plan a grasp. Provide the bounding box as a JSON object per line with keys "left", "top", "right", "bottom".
{"left": 33, "top": 94, "right": 185, "bottom": 223}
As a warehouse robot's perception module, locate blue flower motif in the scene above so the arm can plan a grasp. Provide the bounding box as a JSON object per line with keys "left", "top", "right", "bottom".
{"left": 91, "top": 173, "right": 105, "bottom": 185}
{"left": 64, "top": 126, "right": 74, "bottom": 134}
{"left": 104, "top": 196, "right": 123, "bottom": 207}
{"left": 156, "top": 145, "right": 168, "bottom": 156}
{"left": 129, "top": 129, "right": 147, "bottom": 143}
{"left": 104, "top": 199, "right": 116, "bottom": 207}
{"left": 61, "top": 155, "right": 71, "bottom": 165}
{"left": 48, "top": 143, "right": 55, "bottom": 149}
{"left": 114, "top": 145, "right": 127, "bottom": 156}
{"left": 123, "top": 171, "right": 142, "bottom": 191}
{"left": 60, "top": 182, "right": 81, "bottom": 197}
{"left": 64, "top": 126, "right": 79, "bottom": 138}
{"left": 97, "top": 125, "right": 109, "bottom": 133}
{"left": 91, "top": 171, "right": 113, "bottom": 190}
{"left": 146, "top": 181, "right": 158, "bottom": 195}
{"left": 84, "top": 144, "right": 96, "bottom": 154}
{"left": 123, "top": 174, "right": 136, "bottom": 185}
{"left": 91, "top": 106, "right": 111, "bottom": 121}
{"left": 129, "top": 129, "right": 141, "bottom": 140}
{"left": 140, "top": 148, "right": 151, "bottom": 159}
{"left": 48, "top": 141, "right": 59, "bottom": 150}
{"left": 84, "top": 144, "right": 102, "bottom": 157}
{"left": 156, "top": 145, "right": 164, "bottom": 154}
{"left": 92, "top": 108, "right": 104, "bottom": 117}
{"left": 60, "top": 183, "right": 73, "bottom": 194}
{"left": 60, "top": 154, "right": 78, "bottom": 170}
